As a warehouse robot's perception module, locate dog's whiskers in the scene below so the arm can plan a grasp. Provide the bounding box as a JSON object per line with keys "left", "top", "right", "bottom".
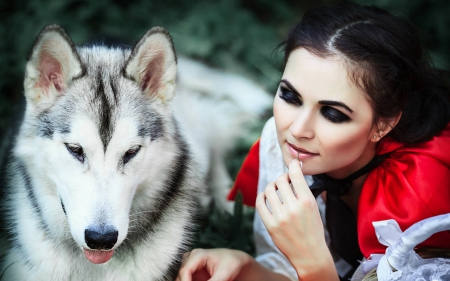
{"left": 128, "top": 210, "right": 157, "bottom": 217}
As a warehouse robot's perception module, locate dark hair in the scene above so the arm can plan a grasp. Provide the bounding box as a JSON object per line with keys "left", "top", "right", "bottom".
{"left": 282, "top": 3, "right": 450, "bottom": 144}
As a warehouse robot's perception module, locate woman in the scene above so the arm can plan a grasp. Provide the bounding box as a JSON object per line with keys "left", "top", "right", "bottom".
{"left": 177, "top": 3, "right": 450, "bottom": 281}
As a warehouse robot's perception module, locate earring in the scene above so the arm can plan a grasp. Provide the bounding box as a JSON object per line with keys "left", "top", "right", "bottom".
{"left": 373, "top": 135, "right": 377, "bottom": 139}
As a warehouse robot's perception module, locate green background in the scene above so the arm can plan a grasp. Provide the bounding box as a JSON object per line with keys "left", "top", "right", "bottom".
{"left": 0, "top": 0, "right": 449, "bottom": 256}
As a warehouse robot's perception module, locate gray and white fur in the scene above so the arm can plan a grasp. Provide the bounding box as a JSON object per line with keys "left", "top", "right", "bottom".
{"left": 1, "top": 25, "right": 205, "bottom": 281}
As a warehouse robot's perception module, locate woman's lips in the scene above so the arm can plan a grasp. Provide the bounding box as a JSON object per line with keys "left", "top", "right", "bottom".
{"left": 288, "top": 143, "right": 319, "bottom": 160}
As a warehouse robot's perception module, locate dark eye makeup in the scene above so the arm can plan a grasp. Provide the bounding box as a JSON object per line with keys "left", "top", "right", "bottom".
{"left": 279, "top": 86, "right": 302, "bottom": 106}
{"left": 278, "top": 80, "right": 351, "bottom": 124}
{"left": 320, "top": 107, "right": 350, "bottom": 123}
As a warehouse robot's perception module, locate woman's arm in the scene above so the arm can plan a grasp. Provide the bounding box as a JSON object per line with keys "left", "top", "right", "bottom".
{"left": 176, "top": 248, "right": 292, "bottom": 281}
{"left": 256, "top": 160, "right": 339, "bottom": 281}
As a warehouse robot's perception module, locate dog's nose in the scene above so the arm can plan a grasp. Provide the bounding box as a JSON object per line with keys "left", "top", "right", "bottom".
{"left": 85, "top": 227, "right": 118, "bottom": 250}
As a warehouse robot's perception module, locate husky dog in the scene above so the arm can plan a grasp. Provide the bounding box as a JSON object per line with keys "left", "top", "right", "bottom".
{"left": 1, "top": 25, "right": 207, "bottom": 281}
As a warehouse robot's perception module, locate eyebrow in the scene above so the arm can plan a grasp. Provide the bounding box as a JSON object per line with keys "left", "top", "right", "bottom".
{"left": 280, "top": 79, "right": 300, "bottom": 96}
{"left": 280, "top": 79, "right": 354, "bottom": 114}
{"left": 318, "top": 100, "right": 353, "bottom": 113}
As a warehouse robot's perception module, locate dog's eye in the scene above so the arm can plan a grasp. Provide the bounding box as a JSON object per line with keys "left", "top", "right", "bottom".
{"left": 123, "top": 146, "right": 141, "bottom": 165}
{"left": 65, "top": 143, "right": 85, "bottom": 163}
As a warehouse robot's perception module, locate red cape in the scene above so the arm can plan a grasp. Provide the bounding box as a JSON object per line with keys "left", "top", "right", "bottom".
{"left": 358, "top": 124, "right": 450, "bottom": 257}
{"left": 227, "top": 139, "right": 260, "bottom": 207}
{"left": 228, "top": 125, "right": 450, "bottom": 258}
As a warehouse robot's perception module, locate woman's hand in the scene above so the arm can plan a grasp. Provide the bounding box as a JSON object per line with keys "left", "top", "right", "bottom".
{"left": 176, "top": 248, "right": 292, "bottom": 281}
{"left": 255, "top": 160, "right": 338, "bottom": 280}
{"left": 176, "top": 248, "right": 251, "bottom": 281}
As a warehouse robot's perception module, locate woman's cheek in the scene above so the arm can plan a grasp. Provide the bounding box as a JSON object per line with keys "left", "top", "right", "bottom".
{"left": 274, "top": 99, "right": 296, "bottom": 134}
{"left": 318, "top": 123, "right": 354, "bottom": 153}
{"left": 273, "top": 96, "right": 286, "bottom": 122}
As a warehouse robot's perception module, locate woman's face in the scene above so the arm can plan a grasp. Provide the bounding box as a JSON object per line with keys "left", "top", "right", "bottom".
{"left": 274, "top": 48, "right": 379, "bottom": 178}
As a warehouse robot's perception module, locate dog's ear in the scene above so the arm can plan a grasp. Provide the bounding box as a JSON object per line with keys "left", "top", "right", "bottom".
{"left": 24, "top": 24, "right": 84, "bottom": 108}
{"left": 124, "top": 27, "right": 177, "bottom": 103}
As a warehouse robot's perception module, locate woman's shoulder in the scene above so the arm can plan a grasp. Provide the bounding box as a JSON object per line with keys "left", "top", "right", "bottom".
{"left": 377, "top": 123, "right": 450, "bottom": 162}
{"left": 357, "top": 124, "right": 450, "bottom": 257}
{"left": 374, "top": 123, "right": 450, "bottom": 205}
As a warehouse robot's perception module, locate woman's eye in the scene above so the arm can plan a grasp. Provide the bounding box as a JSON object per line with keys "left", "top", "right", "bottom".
{"left": 279, "top": 87, "right": 302, "bottom": 106}
{"left": 320, "top": 107, "right": 350, "bottom": 123}
{"left": 65, "top": 143, "right": 85, "bottom": 163}
{"left": 123, "top": 146, "right": 141, "bottom": 165}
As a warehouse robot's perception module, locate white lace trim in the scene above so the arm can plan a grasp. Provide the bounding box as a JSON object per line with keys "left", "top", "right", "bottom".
{"left": 378, "top": 258, "right": 450, "bottom": 281}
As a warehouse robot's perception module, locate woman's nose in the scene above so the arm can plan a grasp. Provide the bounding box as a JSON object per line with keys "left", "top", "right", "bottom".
{"left": 290, "top": 110, "right": 314, "bottom": 139}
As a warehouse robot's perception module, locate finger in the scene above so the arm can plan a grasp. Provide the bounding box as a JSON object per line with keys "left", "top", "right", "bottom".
{"left": 177, "top": 271, "right": 191, "bottom": 281}
{"left": 275, "top": 173, "right": 297, "bottom": 205}
{"left": 178, "top": 267, "right": 193, "bottom": 281}
{"left": 255, "top": 192, "right": 274, "bottom": 228}
{"left": 264, "top": 182, "right": 283, "bottom": 214}
{"left": 208, "top": 264, "right": 237, "bottom": 281}
{"left": 181, "top": 251, "right": 192, "bottom": 267}
{"left": 288, "top": 159, "right": 310, "bottom": 197}
{"left": 178, "top": 250, "right": 207, "bottom": 281}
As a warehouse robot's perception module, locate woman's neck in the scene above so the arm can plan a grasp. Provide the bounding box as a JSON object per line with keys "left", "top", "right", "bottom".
{"left": 341, "top": 171, "right": 370, "bottom": 216}
{"left": 324, "top": 141, "right": 379, "bottom": 215}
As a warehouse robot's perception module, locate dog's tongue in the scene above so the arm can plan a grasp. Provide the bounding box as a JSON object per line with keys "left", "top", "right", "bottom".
{"left": 84, "top": 249, "right": 114, "bottom": 264}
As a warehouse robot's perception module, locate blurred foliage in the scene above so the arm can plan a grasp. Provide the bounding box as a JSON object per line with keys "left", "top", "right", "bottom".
{"left": 0, "top": 0, "right": 449, "bottom": 255}
{"left": 195, "top": 192, "right": 256, "bottom": 255}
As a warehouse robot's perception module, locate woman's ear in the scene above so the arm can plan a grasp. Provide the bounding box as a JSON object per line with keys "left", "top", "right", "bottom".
{"left": 371, "top": 112, "right": 402, "bottom": 142}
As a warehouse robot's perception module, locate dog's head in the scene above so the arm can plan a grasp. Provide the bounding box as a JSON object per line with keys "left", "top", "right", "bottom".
{"left": 19, "top": 25, "right": 182, "bottom": 264}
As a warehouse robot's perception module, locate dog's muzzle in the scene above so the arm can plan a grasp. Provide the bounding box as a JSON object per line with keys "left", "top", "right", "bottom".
{"left": 83, "top": 227, "right": 118, "bottom": 264}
